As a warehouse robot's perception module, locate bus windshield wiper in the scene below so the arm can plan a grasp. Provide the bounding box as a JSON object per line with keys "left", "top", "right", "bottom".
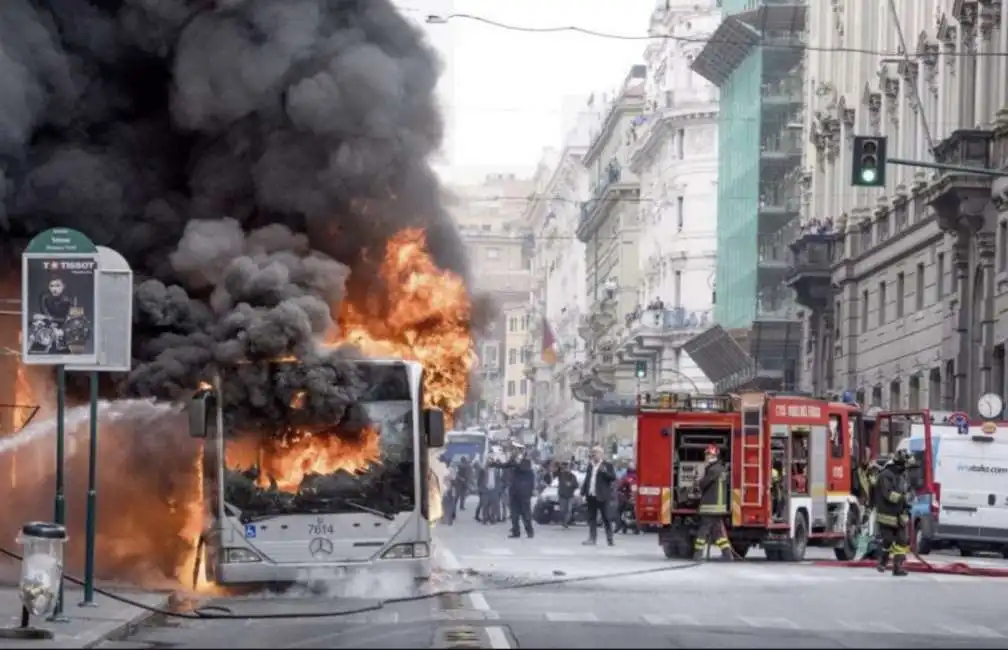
{"left": 345, "top": 500, "right": 396, "bottom": 520}
{"left": 238, "top": 511, "right": 284, "bottom": 524}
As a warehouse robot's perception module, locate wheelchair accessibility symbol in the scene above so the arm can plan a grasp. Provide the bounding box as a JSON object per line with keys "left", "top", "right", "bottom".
{"left": 244, "top": 524, "right": 256, "bottom": 539}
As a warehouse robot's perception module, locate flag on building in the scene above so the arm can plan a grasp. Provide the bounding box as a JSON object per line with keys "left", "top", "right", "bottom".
{"left": 541, "top": 316, "right": 559, "bottom": 365}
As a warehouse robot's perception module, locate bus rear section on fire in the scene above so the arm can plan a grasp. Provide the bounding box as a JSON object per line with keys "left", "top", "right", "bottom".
{"left": 186, "top": 358, "right": 445, "bottom": 587}
{"left": 636, "top": 391, "right": 864, "bottom": 561}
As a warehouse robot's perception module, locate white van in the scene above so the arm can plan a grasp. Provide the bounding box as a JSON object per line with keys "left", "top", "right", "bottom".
{"left": 907, "top": 422, "right": 1008, "bottom": 557}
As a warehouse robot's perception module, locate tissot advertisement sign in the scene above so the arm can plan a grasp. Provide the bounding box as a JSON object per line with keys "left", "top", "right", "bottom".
{"left": 21, "top": 256, "right": 98, "bottom": 365}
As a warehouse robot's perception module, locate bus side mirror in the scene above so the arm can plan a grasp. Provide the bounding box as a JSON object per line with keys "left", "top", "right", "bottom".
{"left": 187, "top": 389, "right": 216, "bottom": 439}
{"left": 424, "top": 408, "right": 445, "bottom": 447}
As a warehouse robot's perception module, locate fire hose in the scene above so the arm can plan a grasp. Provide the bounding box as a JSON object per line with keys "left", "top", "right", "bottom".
{"left": 0, "top": 546, "right": 707, "bottom": 621}
{"left": 812, "top": 508, "right": 1008, "bottom": 577}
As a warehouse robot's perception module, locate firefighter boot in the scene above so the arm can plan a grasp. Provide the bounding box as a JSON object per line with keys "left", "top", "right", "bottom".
{"left": 692, "top": 543, "right": 706, "bottom": 562}
{"left": 876, "top": 550, "right": 890, "bottom": 573}
{"left": 716, "top": 538, "right": 734, "bottom": 561}
{"left": 892, "top": 555, "right": 908, "bottom": 577}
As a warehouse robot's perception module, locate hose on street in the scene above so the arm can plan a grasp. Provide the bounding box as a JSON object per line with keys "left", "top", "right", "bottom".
{"left": 0, "top": 546, "right": 706, "bottom": 621}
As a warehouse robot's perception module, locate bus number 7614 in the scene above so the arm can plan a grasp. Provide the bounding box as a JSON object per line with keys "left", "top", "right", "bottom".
{"left": 309, "top": 522, "right": 335, "bottom": 536}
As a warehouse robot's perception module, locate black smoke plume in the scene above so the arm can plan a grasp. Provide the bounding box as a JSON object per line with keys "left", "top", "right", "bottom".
{"left": 0, "top": 0, "right": 473, "bottom": 420}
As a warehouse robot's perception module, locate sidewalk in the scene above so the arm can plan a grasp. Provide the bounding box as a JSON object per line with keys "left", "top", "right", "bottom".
{"left": 0, "top": 556, "right": 171, "bottom": 649}
{"left": 0, "top": 586, "right": 171, "bottom": 649}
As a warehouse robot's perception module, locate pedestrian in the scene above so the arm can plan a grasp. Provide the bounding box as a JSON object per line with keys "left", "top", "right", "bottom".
{"left": 476, "top": 461, "right": 501, "bottom": 524}
{"left": 492, "top": 450, "right": 535, "bottom": 538}
{"left": 473, "top": 459, "right": 485, "bottom": 521}
{"left": 556, "top": 462, "right": 579, "bottom": 528}
{"left": 874, "top": 449, "right": 912, "bottom": 577}
{"left": 441, "top": 458, "right": 457, "bottom": 525}
{"left": 693, "top": 444, "right": 732, "bottom": 561}
{"left": 580, "top": 446, "right": 616, "bottom": 546}
{"left": 454, "top": 456, "right": 472, "bottom": 512}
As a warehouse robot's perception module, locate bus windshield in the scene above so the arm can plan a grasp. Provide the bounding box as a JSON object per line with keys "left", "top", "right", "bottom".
{"left": 218, "top": 363, "right": 417, "bottom": 520}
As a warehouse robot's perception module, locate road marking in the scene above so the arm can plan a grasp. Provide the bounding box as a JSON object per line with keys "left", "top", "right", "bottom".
{"left": 437, "top": 546, "right": 462, "bottom": 571}
{"left": 485, "top": 626, "right": 512, "bottom": 649}
{"left": 482, "top": 548, "right": 516, "bottom": 556}
{"left": 545, "top": 612, "right": 600, "bottom": 622}
{"left": 857, "top": 621, "right": 903, "bottom": 633}
{"left": 642, "top": 614, "right": 700, "bottom": 626}
{"left": 738, "top": 616, "right": 799, "bottom": 629}
{"left": 935, "top": 624, "right": 1004, "bottom": 638}
{"left": 468, "top": 593, "right": 491, "bottom": 611}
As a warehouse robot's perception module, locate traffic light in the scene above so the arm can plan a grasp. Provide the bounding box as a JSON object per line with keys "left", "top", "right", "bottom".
{"left": 851, "top": 136, "right": 887, "bottom": 187}
{"left": 634, "top": 360, "right": 647, "bottom": 379}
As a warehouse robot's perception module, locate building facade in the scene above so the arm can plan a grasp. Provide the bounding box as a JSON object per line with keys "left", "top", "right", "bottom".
{"left": 789, "top": 0, "right": 1008, "bottom": 423}
{"left": 622, "top": 0, "right": 721, "bottom": 397}
{"left": 686, "top": 0, "right": 806, "bottom": 392}
{"left": 571, "top": 67, "right": 647, "bottom": 451}
{"left": 523, "top": 118, "right": 593, "bottom": 457}
{"left": 450, "top": 173, "right": 535, "bottom": 427}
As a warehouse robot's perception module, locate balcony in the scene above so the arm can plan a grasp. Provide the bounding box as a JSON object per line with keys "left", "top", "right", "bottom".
{"left": 757, "top": 190, "right": 800, "bottom": 235}
{"left": 618, "top": 305, "right": 713, "bottom": 359}
{"left": 576, "top": 159, "right": 639, "bottom": 242}
{"left": 787, "top": 222, "right": 836, "bottom": 309}
{"left": 758, "top": 230, "right": 789, "bottom": 271}
{"left": 759, "top": 131, "right": 802, "bottom": 170}
{"left": 924, "top": 128, "right": 994, "bottom": 232}
{"left": 760, "top": 78, "right": 802, "bottom": 112}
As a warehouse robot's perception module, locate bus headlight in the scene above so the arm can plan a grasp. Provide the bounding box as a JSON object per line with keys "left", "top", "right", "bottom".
{"left": 222, "top": 548, "right": 262, "bottom": 563}
{"left": 382, "top": 542, "right": 429, "bottom": 559}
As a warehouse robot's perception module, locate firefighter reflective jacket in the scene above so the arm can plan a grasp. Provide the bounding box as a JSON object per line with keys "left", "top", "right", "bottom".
{"left": 873, "top": 464, "right": 908, "bottom": 528}
{"left": 697, "top": 460, "right": 728, "bottom": 515}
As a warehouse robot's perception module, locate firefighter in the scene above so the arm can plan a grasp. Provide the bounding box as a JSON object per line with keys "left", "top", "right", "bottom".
{"left": 873, "top": 448, "right": 912, "bottom": 577}
{"left": 693, "top": 444, "right": 732, "bottom": 561}
{"left": 771, "top": 460, "right": 784, "bottom": 520}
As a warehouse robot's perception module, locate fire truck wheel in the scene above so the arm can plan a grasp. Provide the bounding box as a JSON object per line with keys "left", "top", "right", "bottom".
{"left": 913, "top": 522, "right": 932, "bottom": 555}
{"left": 780, "top": 513, "right": 808, "bottom": 562}
{"left": 834, "top": 507, "right": 860, "bottom": 561}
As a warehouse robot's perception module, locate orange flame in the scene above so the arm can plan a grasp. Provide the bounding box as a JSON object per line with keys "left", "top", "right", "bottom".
{"left": 334, "top": 228, "right": 476, "bottom": 419}
{"left": 176, "top": 229, "right": 470, "bottom": 588}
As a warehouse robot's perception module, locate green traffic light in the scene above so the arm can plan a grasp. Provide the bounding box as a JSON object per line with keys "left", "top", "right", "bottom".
{"left": 860, "top": 168, "right": 878, "bottom": 184}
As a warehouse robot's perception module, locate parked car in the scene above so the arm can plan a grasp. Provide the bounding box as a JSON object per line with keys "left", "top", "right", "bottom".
{"left": 533, "top": 471, "right": 588, "bottom": 525}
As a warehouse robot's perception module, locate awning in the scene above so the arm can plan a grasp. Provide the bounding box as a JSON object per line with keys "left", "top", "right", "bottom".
{"left": 684, "top": 319, "right": 803, "bottom": 393}
{"left": 691, "top": 16, "right": 761, "bottom": 86}
{"left": 682, "top": 325, "right": 756, "bottom": 388}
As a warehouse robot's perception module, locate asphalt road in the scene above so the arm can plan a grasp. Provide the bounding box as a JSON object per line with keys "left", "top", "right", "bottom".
{"left": 101, "top": 497, "right": 1008, "bottom": 648}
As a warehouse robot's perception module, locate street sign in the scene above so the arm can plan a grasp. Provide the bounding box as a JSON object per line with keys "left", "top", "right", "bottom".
{"left": 66, "top": 247, "right": 134, "bottom": 373}
{"left": 21, "top": 228, "right": 99, "bottom": 366}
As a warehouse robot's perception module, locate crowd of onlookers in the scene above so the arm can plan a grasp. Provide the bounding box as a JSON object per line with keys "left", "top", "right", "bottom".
{"left": 440, "top": 449, "right": 641, "bottom": 543}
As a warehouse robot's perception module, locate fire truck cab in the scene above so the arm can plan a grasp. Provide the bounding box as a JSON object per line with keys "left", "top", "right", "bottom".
{"left": 635, "top": 391, "right": 866, "bottom": 562}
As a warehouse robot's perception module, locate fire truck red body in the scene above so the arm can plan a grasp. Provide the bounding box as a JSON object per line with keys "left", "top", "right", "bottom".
{"left": 635, "top": 391, "right": 867, "bottom": 561}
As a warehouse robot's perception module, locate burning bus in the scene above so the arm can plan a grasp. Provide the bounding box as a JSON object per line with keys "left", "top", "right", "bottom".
{"left": 186, "top": 358, "right": 445, "bottom": 587}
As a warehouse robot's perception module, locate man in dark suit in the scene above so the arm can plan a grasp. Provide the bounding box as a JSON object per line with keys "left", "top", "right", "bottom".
{"left": 580, "top": 445, "right": 617, "bottom": 546}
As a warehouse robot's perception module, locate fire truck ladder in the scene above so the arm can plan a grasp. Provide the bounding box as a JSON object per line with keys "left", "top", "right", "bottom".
{"left": 740, "top": 407, "right": 763, "bottom": 507}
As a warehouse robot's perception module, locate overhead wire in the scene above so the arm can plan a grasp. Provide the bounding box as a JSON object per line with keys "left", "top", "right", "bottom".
{"left": 426, "top": 12, "right": 1008, "bottom": 58}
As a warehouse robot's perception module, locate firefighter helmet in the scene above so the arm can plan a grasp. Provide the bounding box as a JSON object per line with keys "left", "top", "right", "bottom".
{"left": 893, "top": 448, "right": 911, "bottom": 467}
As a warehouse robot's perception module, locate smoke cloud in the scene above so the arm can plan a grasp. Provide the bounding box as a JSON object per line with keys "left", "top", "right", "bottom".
{"left": 0, "top": 0, "right": 472, "bottom": 412}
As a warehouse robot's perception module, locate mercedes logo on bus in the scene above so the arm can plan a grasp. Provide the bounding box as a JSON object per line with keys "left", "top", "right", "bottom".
{"left": 309, "top": 537, "right": 334, "bottom": 557}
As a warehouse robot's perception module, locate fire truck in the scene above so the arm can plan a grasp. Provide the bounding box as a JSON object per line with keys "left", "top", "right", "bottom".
{"left": 635, "top": 391, "right": 869, "bottom": 562}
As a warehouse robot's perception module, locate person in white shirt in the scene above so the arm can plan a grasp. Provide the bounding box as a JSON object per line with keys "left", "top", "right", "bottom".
{"left": 580, "top": 445, "right": 617, "bottom": 546}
